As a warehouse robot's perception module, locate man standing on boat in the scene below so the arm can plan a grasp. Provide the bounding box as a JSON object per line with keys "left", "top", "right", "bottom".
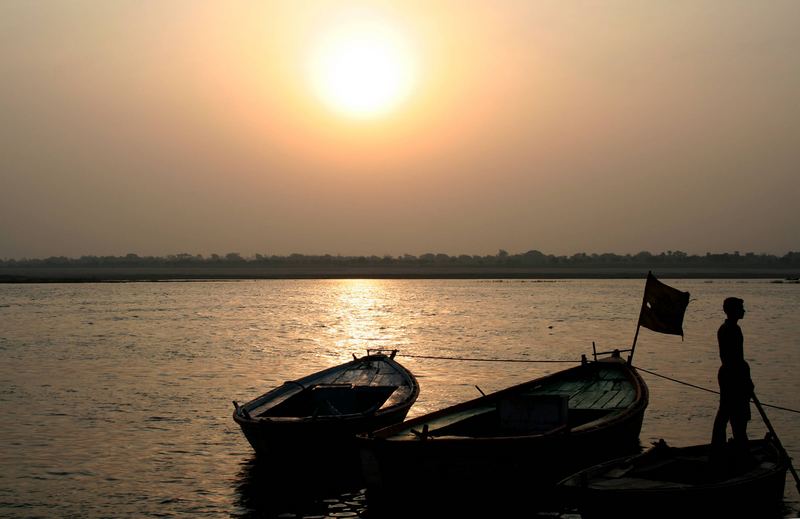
{"left": 711, "top": 297, "right": 754, "bottom": 463}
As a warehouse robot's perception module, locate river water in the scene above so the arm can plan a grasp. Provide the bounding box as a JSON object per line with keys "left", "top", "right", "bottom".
{"left": 1, "top": 279, "right": 798, "bottom": 517}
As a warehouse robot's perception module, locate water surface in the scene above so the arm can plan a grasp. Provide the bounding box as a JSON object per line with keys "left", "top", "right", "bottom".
{"left": 1, "top": 279, "right": 798, "bottom": 517}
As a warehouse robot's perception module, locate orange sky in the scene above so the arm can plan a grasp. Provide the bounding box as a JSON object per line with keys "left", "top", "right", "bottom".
{"left": 1, "top": 1, "right": 799, "bottom": 258}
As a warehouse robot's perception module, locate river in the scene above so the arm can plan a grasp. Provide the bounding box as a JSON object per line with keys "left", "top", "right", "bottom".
{"left": 1, "top": 279, "right": 798, "bottom": 517}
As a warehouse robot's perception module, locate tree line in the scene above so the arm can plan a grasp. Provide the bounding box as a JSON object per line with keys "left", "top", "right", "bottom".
{"left": 2, "top": 250, "right": 799, "bottom": 268}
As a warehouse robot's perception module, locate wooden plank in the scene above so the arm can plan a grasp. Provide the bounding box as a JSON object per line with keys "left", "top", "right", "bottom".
{"left": 529, "top": 386, "right": 583, "bottom": 401}
{"left": 596, "top": 368, "right": 627, "bottom": 381}
{"left": 529, "top": 381, "right": 581, "bottom": 393}
{"left": 593, "top": 380, "right": 624, "bottom": 406}
{"left": 613, "top": 392, "right": 636, "bottom": 409}
{"left": 603, "top": 393, "right": 627, "bottom": 409}
{"left": 593, "top": 389, "right": 622, "bottom": 409}
{"left": 536, "top": 380, "right": 584, "bottom": 393}
{"left": 599, "top": 383, "right": 632, "bottom": 409}
{"left": 586, "top": 389, "right": 615, "bottom": 409}
{"left": 334, "top": 370, "right": 373, "bottom": 385}
{"left": 571, "top": 378, "right": 620, "bottom": 407}
{"left": 370, "top": 373, "right": 404, "bottom": 387}
{"left": 570, "top": 390, "right": 607, "bottom": 409}
{"left": 581, "top": 380, "right": 614, "bottom": 395}
{"left": 423, "top": 405, "right": 496, "bottom": 433}
{"left": 383, "top": 386, "right": 412, "bottom": 407}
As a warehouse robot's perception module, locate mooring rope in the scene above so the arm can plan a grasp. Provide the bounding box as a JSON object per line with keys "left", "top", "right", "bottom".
{"left": 395, "top": 352, "right": 800, "bottom": 415}
{"left": 634, "top": 366, "right": 800, "bottom": 415}
{"left": 398, "top": 353, "right": 579, "bottom": 363}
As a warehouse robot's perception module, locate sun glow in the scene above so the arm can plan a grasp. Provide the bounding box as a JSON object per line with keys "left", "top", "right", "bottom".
{"left": 309, "top": 15, "right": 417, "bottom": 119}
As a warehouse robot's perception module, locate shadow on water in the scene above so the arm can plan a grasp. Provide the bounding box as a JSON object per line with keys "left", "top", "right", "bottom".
{"left": 231, "top": 451, "right": 576, "bottom": 519}
{"left": 233, "top": 451, "right": 367, "bottom": 519}
{"left": 232, "top": 441, "right": 796, "bottom": 518}
{"left": 230, "top": 437, "right": 642, "bottom": 518}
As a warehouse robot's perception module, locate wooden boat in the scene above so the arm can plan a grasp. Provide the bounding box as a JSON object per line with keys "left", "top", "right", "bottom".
{"left": 358, "top": 352, "right": 648, "bottom": 514}
{"left": 233, "top": 350, "right": 419, "bottom": 459}
{"left": 558, "top": 436, "right": 789, "bottom": 518}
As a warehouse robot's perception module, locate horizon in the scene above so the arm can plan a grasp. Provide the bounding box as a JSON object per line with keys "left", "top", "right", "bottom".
{"left": 2, "top": 1, "right": 799, "bottom": 258}
{"left": 3, "top": 248, "right": 798, "bottom": 263}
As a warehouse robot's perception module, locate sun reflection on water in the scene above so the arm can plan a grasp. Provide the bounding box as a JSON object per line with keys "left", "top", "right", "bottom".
{"left": 331, "top": 279, "right": 399, "bottom": 357}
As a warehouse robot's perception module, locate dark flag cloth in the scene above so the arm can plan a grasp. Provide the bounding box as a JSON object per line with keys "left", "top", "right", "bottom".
{"left": 638, "top": 271, "right": 690, "bottom": 337}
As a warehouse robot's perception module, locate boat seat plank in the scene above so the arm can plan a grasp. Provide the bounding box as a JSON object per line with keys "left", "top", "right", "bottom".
{"left": 332, "top": 367, "right": 380, "bottom": 386}
{"left": 597, "top": 380, "right": 617, "bottom": 390}
{"left": 382, "top": 386, "right": 412, "bottom": 408}
{"left": 566, "top": 377, "right": 632, "bottom": 408}
{"left": 262, "top": 383, "right": 399, "bottom": 417}
{"left": 498, "top": 394, "right": 569, "bottom": 435}
{"left": 590, "top": 476, "right": 692, "bottom": 490}
{"left": 601, "top": 386, "right": 634, "bottom": 409}
{"left": 570, "top": 389, "right": 618, "bottom": 409}
{"left": 568, "top": 380, "right": 614, "bottom": 406}
{"left": 595, "top": 370, "right": 628, "bottom": 381}
{"left": 593, "top": 381, "right": 629, "bottom": 407}
{"left": 531, "top": 390, "right": 575, "bottom": 401}
{"left": 608, "top": 392, "right": 636, "bottom": 409}
{"left": 536, "top": 379, "right": 583, "bottom": 391}
{"left": 585, "top": 390, "right": 618, "bottom": 409}
{"left": 592, "top": 389, "right": 623, "bottom": 409}
{"left": 371, "top": 373, "right": 404, "bottom": 386}
{"left": 413, "top": 405, "right": 496, "bottom": 435}
{"left": 526, "top": 385, "right": 576, "bottom": 395}
{"left": 574, "top": 379, "right": 614, "bottom": 393}
{"left": 528, "top": 380, "right": 588, "bottom": 398}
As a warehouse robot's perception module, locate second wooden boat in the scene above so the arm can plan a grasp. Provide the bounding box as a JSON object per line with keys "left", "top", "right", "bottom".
{"left": 358, "top": 352, "right": 648, "bottom": 514}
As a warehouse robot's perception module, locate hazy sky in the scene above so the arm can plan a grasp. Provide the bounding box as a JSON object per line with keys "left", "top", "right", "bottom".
{"left": 2, "top": 1, "right": 799, "bottom": 259}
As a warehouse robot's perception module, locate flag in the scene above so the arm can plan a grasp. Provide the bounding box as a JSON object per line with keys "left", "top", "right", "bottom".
{"left": 638, "top": 271, "right": 690, "bottom": 337}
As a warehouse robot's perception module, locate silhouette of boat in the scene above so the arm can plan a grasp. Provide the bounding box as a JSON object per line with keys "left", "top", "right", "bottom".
{"left": 558, "top": 436, "right": 789, "bottom": 518}
{"left": 358, "top": 352, "right": 648, "bottom": 514}
{"left": 233, "top": 350, "right": 419, "bottom": 459}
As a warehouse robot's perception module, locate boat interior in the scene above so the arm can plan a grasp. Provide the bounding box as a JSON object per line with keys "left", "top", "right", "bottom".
{"left": 598, "top": 441, "right": 779, "bottom": 487}
{"left": 423, "top": 394, "right": 570, "bottom": 438}
{"left": 240, "top": 354, "right": 415, "bottom": 419}
{"left": 402, "top": 364, "right": 637, "bottom": 439}
{"left": 262, "top": 383, "right": 400, "bottom": 418}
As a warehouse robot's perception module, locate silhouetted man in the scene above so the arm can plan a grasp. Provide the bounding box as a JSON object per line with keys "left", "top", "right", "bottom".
{"left": 711, "top": 297, "right": 754, "bottom": 462}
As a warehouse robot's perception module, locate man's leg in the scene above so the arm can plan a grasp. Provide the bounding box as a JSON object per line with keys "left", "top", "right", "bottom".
{"left": 730, "top": 402, "right": 755, "bottom": 469}
{"left": 711, "top": 403, "right": 729, "bottom": 451}
{"left": 730, "top": 415, "right": 749, "bottom": 444}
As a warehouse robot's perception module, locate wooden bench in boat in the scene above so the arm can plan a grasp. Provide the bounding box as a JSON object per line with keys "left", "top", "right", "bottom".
{"left": 419, "top": 394, "right": 570, "bottom": 438}
{"left": 263, "top": 383, "right": 399, "bottom": 418}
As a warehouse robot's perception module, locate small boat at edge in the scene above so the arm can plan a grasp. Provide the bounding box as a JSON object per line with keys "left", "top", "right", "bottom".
{"left": 558, "top": 436, "right": 789, "bottom": 519}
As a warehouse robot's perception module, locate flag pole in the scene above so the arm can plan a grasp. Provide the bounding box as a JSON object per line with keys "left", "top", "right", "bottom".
{"left": 627, "top": 271, "right": 650, "bottom": 366}
{"left": 627, "top": 312, "right": 643, "bottom": 365}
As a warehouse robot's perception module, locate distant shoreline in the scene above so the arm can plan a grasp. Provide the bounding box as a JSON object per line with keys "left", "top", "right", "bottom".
{"left": 2, "top": 266, "right": 799, "bottom": 283}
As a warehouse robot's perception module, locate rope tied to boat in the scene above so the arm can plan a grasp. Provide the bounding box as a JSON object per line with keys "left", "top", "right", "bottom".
{"left": 398, "top": 353, "right": 578, "bottom": 363}
{"left": 394, "top": 353, "right": 800, "bottom": 415}
{"left": 633, "top": 366, "right": 800, "bottom": 415}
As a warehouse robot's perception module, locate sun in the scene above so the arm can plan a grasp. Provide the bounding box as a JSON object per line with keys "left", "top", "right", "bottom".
{"left": 309, "top": 15, "right": 417, "bottom": 119}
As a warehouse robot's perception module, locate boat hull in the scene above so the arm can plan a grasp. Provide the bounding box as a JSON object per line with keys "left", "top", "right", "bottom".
{"left": 238, "top": 404, "right": 414, "bottom": 460}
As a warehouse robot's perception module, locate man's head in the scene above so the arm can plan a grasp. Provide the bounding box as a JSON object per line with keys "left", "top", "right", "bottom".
{"left": 723, "top": 297, "right": 745, "bottom": 320}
